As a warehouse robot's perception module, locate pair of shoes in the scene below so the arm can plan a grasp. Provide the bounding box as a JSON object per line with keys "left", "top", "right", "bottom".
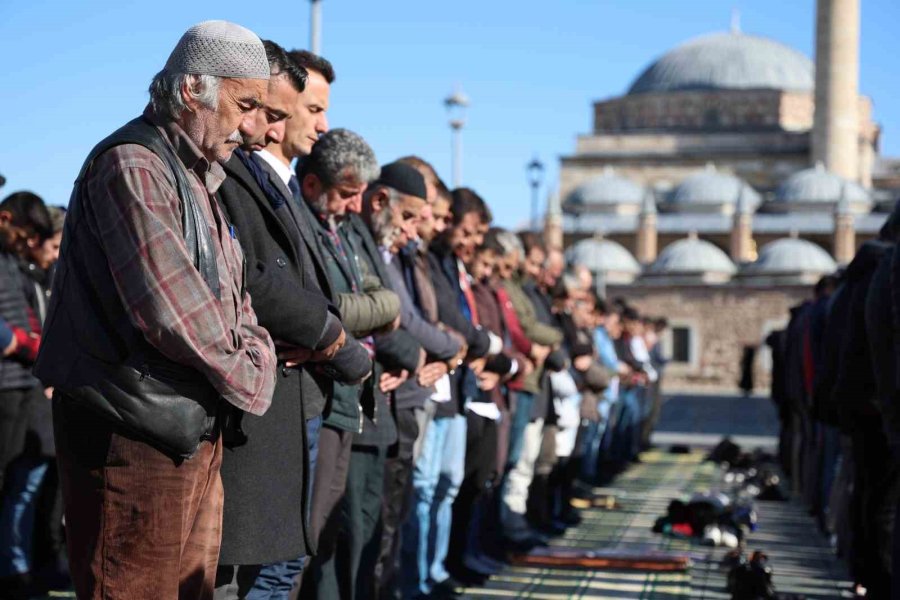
{"left": 431, "top": 576, "right": 465, "bottom": 598}
{"left": 463, "top": 553, "right": 504, "bottom": 576}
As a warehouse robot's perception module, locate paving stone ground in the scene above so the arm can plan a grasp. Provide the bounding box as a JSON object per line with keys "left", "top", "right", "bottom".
{"left": 465, "top": 448, "right": 854, "bottom": 599}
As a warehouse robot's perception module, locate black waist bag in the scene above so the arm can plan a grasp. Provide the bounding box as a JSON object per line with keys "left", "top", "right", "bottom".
{"left": 59, "top": 116, "right": 223, "bottom": 459}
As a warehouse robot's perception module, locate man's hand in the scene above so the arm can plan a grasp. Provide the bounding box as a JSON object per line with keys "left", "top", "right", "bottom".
{"left": 379, "top": 369, "right": 409, "bottom": 393}
{"left": 468, "top": 356, "right": 486, "bottom": 375}
{"left": 2, "top": 335, "right": 16, "bottom": 358}
{"left": 279, "top": 347, "right": 313, "bottom": 368}
{"left": 316, "top": 328, "right": 347, "bottom": 362}
{"left": 573, "top": 355, "right": 593, "bottom": 372}
{"left": 520, "top": 357, "right": 535, "bottom": 380}
{"left": 375, "top": 315, "right": 402, "bottom": 335}
{"left": 418, "top": 361, "right": 448, "bottom": 387}
{"left": 477, "top": 370, "right": 501, "bottom": 392}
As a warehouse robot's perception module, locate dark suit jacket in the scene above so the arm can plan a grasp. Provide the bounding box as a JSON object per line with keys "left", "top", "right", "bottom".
{"left": 216, "top": 152, "right": 336, "bottom": 563}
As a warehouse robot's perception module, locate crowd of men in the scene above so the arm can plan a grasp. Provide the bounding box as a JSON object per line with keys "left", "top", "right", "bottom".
{"left": 0, "top": 21, "right": 670, "bottom": 600}
{"left": 768, "top": 203, "right": 900, "bottom": 599}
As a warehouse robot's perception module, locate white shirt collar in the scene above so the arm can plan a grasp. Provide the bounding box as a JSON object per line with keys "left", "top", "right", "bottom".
{"left": 254, "top": 149, "right": 294, "bottom": 186}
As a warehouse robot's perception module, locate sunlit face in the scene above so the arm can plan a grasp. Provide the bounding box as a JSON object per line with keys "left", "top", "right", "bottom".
{"left": 523, "top": 246, "right": 545, "bottom": 280}
{"left": 303, "top": 170, "right": 367, "bottom": 223}
{"left": 376, "top": 192, "right": 425, "bottom": 253}
{"left": 430, "top": 198, "right": 451, "bottom": 238}
{"left": 449, "top": 211, "right": 482, "bottom": 263}
{"left": 606, "top": 313, "right": 622, "bottom": 339}
{"left": 27, "top": 231, "right": 62, "bottom": 270}
{"left": 244, "top": 74, "right": 298, "bottom": 152}
{"left": 184, "top": 77, "right": 268, "bottom": 163}
{"left": 469, "top": 248, "right": 497, "bottom": 281}
{"left": 283, "top": 70, "right": 330, "bottom": 158}
{"left": 496, "top": 249, "right": 520, "bottom": 281}
{"left": 542, "top": 250, "right": 565, "bottom": 288}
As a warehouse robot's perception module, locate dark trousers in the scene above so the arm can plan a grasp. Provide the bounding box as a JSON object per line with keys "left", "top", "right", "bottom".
{"left": 850, "top": 419, "right": 900, "bottom": 597}
{"left": 337, "top": 444, "right": 388, "bottom": 600}
{"left": 299, "top": 425, "right": 353, "bottom": 599}
{"left": 54, "top": 395, "right": 224, "bottom": 599}
{"left": 374, "top": 407, "right": 419, "bottom": 600}
{"left": 0, "top": 388, "right": 37, "bottom": 491}
{"left": 448, "top": 412, "right": 497, "bottom": 571}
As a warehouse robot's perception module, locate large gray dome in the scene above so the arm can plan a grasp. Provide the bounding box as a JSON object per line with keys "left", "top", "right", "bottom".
{"left": 771, "top": 163, "right": 871, "bottom": 212}
{"left": 564, "top": 167, "right": 646, "bottom": 215}
{"left": 647, "top": 235, "right": 736, "bottom": 278}
{"left": 628, "top": 32, "right": 814, "bottom": 95}
{"left": 666, "top": 164, "right": 761, "bottom": 214}
{"left": 566, "top": 238, "right": 641, "bottom": 284}
{"left": 743, "top": 238, "right": 837, "bottom": 276}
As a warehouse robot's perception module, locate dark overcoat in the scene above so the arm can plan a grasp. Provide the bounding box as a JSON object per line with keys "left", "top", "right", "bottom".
{"left": 215, "top": 153, "right": 335, "bottom": 564}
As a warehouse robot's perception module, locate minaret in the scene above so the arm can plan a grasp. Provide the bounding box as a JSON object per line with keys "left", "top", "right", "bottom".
{"left": 635, "top": 189, "right": 658, "bottom": 264}
{"left": 833, "top": 184, "right": 855, "bottom": 264}
{"left": 543, "top": 190, "right": 564, "bottom": 251}
{"left": 811, "top": 0, "right": 860, "bottom": 181}
{"left": 730, "top": 184, "right": 755, "bottom": 263}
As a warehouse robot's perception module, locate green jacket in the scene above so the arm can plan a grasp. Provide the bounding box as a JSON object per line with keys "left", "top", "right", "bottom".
{"left": 502, "top": 276, "right": 563, "bottom": 395}
{"left": 337, "top": 274, "right": 400, "bottom": 338}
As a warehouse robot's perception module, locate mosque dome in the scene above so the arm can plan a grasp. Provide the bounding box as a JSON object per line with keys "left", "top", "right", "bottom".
{"left": 743, "top": 237, "right": 837, "bottom": 278}
{"left": 645, "top": 234, "right": 736, "bottom": 283}
{"left": 628, "top": 31, "right": 814, "bottom": 95}
{"left": 564, "top": 166, "right": 646, "bottom": 215}
{"left": 769, "top": 163, "right": 871, "bottom": 212}
{"left": 566, "top": 237, "right": 641, "bottom": 284}
{"left": 665, "top": 164, "right": 761, "bottom": 214}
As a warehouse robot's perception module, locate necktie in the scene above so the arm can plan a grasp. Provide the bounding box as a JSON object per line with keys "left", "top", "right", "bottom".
{"left": 288, "top": 175, "right": 302, "bottom": 204}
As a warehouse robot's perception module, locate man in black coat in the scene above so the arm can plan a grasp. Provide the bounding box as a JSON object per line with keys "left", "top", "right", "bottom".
{"left": 213, "top": 42, "right": 371, "bottom": 599}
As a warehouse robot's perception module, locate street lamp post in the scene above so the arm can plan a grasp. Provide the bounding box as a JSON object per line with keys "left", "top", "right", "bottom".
{"left": 310, "top": 0, "right": 322, "bottom": 54}
{"left": 444, "top": 89, "right": 469, "bottom": 188}
{"left": 527, "top": 156, "right": 545, "bottom": 231}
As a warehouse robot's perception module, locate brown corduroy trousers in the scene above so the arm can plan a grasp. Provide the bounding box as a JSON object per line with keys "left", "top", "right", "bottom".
{"left": 53, "top": 395, "right": 224, "bottom": 599}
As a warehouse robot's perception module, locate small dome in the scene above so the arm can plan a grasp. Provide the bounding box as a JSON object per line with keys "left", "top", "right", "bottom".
{"left": 743, "top": 238, "right": 837, "bottom": 276}
{"left": 628, "top": 32, "right": 814, "bottom": 95}
{"left": 666, "top": 164, "right": 761, "bottom": 214}
{"left": 566, "top": 238, "right": 641, "bottom": 284}
{"left": 564, "top": 167, "right": 646, "bottom": 215}
{"left": 647, "top": 234, "right": 736, "bottom": 279}
{"left": 771, "top": 163, "right": 871, "bottom": 212}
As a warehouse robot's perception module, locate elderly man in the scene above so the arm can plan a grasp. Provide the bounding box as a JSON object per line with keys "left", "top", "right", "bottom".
{"left": 296, "top": 129, "right": 407, "bottom": 599}
{"left": 33, "top": 21, "right": 278, "bottom": 598}
{"left": 214, "top": 41, "right": 371, "bottom": 600}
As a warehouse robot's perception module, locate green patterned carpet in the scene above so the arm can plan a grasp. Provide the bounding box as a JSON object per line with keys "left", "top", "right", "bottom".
{"left": 465, "top": 450, "right": 855, "bottom": 599}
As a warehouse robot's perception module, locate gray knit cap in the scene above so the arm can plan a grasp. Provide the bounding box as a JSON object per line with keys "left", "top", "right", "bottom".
{"left": 165, "top": 20, "right": 270, "bottom": 80}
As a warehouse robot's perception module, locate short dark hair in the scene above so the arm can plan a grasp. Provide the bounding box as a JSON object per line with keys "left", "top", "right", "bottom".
{"left": 622, "top": 306, "right": 640, "bottom": 322}
{"left": 397, "top": 156, "right": 452, "bottom": 204}
{"left": 479, "top": 229, "right": 504, "bottom": 255}
{"left": 288, "top": 50, "right": 335, "bottom": 84}
{"left": 594, "top": 295, "right": 609, "bottom": 315}
{"left": 450, "top": 187, "right": 489, "bottom": 226}
{"left": 263, "top": 40, "right": 308, "bottom": 92}
{"left": 518, "top": 231, "right": 544, "bottom": 256}
{"left": 0, "top": 191, "right": 52, "bottom": 240}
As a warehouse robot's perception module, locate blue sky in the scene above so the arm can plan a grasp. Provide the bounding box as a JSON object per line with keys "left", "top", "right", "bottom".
{"left": 1, "top": 0, "right": 897, "bottom": 228}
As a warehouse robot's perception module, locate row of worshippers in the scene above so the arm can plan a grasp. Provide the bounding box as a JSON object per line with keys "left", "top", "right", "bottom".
{"left": 0, "top": 20, "right": 669, "bottom": 600}
{"left": 767, "top": 201, "right": 900, "bottom": 599}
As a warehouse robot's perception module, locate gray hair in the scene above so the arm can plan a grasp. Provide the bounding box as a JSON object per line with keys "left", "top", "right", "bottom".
{"left": 149, "top": 69, "right": 221, "bottom": 121}
{"left": 495, "top": 229, "right": 524, "bottom": 257}
{"left": 299, "top": 128, "right": 379, "bottom": 188}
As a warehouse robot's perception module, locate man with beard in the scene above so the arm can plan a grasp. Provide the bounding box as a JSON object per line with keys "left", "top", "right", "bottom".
{"left": 214, "top": 41, "right": 371, "bottom": 599}
{"left": 33, "top": 21, "right": 278, "bottom": 597}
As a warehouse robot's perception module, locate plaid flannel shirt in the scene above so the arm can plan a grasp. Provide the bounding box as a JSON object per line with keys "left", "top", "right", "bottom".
{"left": 80, "top": 109, "right": 276, "bottom": 415}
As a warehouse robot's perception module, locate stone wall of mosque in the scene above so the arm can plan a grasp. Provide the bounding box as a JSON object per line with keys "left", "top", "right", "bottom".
{"left": 607, "top": 283, "right": 811, "bottom": 394}
{"left": 593, "top": 89, "right": 794, "bottom": 133}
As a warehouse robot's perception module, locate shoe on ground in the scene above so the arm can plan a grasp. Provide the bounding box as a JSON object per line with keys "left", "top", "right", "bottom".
{"left": 431, "top": 575, "right": 465, "bottom": 598}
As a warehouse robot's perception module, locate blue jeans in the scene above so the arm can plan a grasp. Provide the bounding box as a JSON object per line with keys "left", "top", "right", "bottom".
{"left": 506, "top": 392, "right": 534, "bottom": 470}
{"left": 402, "top": 413, "right": 467, "bottom": 597}
{"left": 611, "top": 390, "right": 640, "bottom": 463}
{"left": 243, "top": 416, "right": 322, "bottom": 598}
{"left": 0, "top": 457, "right": 49, "bottom": 576}
{"left": 578, "top": 418, "right": 608, "bottom": 483}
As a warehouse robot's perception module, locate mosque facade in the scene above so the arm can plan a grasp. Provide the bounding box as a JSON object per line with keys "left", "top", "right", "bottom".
{"left": 550, "top": 0, "right": 900, "bottom": 392}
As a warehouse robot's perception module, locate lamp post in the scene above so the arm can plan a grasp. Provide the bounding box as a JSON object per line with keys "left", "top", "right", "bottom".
{"left": 444, "top": 89, "right": 469, "bottom": 188}
{"left": 527, "top": 156, "right": 545, "bottom": 231}
{"left": 310, "top": 0, "right": 322, "bottom": 54}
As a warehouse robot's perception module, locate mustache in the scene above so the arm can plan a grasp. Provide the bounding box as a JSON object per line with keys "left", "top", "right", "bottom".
{"left": 226, "top": 130, "right": 243, "bottom": 144}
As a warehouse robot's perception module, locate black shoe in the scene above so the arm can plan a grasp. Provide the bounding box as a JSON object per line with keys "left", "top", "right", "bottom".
{"left": 431, "top": 575, "right": 465, "bottom": 597}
